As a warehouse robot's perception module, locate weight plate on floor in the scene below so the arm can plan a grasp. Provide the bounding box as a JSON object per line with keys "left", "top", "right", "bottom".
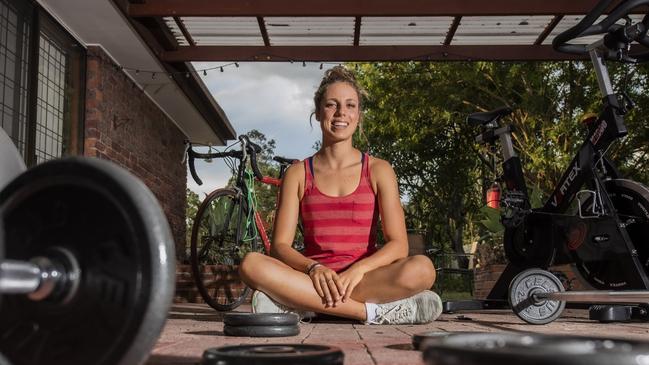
{"left": 509, "top": 268, "right": 566, "bottom": 324}
{"left": 224, "top": 324, "right": 300, "bottom": 337}
{"left": 412, "top": 331, "right": 453, "bottom": 351}
{"left": 202, "top": 344, "right": 344, "bottom": 365}
{"left": 224, "top": 313, "right": 299, "bottom": 327}
{"left": 422, "top": 332, "right": 649, "bottom": 365}
{"left": 0, "top": 157, "right": 175, "bottom": 365}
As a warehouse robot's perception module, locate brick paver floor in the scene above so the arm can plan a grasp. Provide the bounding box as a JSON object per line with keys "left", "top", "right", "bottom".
{"left": 146, "top": 303, "right": 649, "bottom": 365}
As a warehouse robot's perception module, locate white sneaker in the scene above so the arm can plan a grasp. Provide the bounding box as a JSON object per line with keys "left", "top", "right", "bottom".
{"left": 251, "top": 290, "right": 315, "bottom": 320}
{"left": 367, "top": 290, "right": 443, "bottom": 325}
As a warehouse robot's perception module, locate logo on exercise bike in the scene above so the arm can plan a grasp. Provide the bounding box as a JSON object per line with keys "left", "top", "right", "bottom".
{"left": 550, "top": 163, "right": 581, "bottom": 207}
{"left": 590, "top": 120, "right": 608, "bottom": 146}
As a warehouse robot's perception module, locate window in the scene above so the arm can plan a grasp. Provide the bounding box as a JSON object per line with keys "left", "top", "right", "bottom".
{"left": 0, "top": 0, "right": 85, "bottom": 166}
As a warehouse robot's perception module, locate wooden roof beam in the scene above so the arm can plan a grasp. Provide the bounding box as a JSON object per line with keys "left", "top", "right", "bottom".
{"left": 161, "top": 45, "right": 595, "bottom": 62}
{"left": 128, "top": 0, "right": 636, "bottom": 17}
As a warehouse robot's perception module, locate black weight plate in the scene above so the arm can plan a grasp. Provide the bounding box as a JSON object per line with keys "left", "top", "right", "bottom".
{"left": 412, "top": 331, "right": 453, "bottom": 351}
{"left": 0, "top": 158, "right": 175, "bottom": 365}
{"left": 202, "top": 344, "right": 343, "bottom": 365}
{"left": 422, "top": 332, "right": 649, "bottom": 365}
{"left": 224, "top": 324, "right": 300, "bottom": 337}
{"left": 509, "top": 268, "right": 566, "bottom": 324}
{"left": 224, "top": 313, "right": 299, "bottom": 327}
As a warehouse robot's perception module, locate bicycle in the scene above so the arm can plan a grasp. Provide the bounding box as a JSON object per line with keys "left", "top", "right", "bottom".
{"left": 464, "top": 0, "right": 649, "bottom": 306}
{"left": 184, "top": 135, "right": 298, "bottom": 311}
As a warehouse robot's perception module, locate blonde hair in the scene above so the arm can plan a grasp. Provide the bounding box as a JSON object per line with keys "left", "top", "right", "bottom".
{"left": 313, "top": 65, "right": 367, "bottom": 115}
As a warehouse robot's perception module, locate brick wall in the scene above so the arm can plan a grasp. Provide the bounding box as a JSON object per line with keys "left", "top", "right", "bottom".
{"left": 175, "top": 264, "right": 251, "bottom": 304}
{"left": 83, "top": 46, "right": 187, "bottom": 260}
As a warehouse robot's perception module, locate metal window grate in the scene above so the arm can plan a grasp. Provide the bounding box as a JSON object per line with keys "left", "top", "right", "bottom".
{"left": 34, "top": 31, "right": 66, "bottom": 163}
{"left": 0, "top": 0, "right": 30, "bottom": 157}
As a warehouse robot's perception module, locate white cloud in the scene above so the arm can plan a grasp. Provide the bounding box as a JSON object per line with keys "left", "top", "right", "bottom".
{"left": 187, "top": 62, "right": 328, "bottom": 195}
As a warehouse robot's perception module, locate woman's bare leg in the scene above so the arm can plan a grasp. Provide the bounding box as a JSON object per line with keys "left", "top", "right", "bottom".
{"left": 350, "top": 255, "right": 436, "bottom": 303}
{"left": 239, "top": 252, "right": 367, "bottom": 320}
{"left": 239, "top": 253, "right": 436, "bottom": 320}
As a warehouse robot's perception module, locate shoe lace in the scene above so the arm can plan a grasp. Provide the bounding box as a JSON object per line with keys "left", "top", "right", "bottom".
{"left": 374, "top": 304, "right": 413, "bottom": 324}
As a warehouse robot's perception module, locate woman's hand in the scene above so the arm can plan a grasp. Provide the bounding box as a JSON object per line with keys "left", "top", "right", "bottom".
{"left": 337, "top": 265, "right": 367, "bottom": 303}
{"left": 309, "top": 265, "right": 345, "bottom": 307}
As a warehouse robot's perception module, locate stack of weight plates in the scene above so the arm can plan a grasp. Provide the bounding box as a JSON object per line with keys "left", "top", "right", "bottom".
{"left": 223, "top": 313, "right": 300, "bottom": 337}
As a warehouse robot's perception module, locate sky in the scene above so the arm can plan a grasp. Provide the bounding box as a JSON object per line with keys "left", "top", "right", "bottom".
{"left": 187, "top": 62, "right": 328, "bottom": 196}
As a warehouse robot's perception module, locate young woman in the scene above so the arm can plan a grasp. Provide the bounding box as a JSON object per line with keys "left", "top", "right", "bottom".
{"left": 239, "top": 66, "right": 441, "bottom": 324}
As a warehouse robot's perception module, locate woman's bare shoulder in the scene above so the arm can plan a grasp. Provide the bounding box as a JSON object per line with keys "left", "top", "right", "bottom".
{"left": 369, "top": 156, "right": 396, "bottom": 178}
{"left": 282, "top": 160, "right": 307, "bottom": 197}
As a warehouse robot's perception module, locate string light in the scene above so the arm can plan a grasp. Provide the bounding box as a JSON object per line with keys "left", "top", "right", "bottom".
{"left": 97, "top": 48, "right": 478, "bottom": 82}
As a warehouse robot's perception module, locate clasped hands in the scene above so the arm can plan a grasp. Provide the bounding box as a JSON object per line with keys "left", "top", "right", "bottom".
{"left": 308, "top": 264, "right": 365, "bottom": 307}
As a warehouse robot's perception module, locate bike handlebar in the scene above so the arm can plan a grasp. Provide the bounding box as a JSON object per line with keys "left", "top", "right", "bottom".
{"left": 552, "top": 0, "right": 649, "bottom": 62}
{"left": 184, "top": 136, "right": 264, "bottom": 186}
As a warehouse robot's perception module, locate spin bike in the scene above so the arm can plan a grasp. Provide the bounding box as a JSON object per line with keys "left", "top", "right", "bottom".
{"left": 444, "top": 0, "right": 649, "bottom": 318}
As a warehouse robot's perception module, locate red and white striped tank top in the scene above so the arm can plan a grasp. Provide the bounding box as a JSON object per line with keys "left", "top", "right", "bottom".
{"left": 300, "top": 153, "right": 379, "bottom": 272}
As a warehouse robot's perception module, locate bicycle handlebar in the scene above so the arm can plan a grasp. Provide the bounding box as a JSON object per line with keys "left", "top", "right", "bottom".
{"left": 552, "top": 0, "right": 649, "bottom": 62}
{"left": 184, "top": 136, "right": 263, "bottom": 186}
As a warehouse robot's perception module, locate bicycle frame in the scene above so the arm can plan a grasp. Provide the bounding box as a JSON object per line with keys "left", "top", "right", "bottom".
{"left": 499, "top": 43, "right": 628, "bottom": 216}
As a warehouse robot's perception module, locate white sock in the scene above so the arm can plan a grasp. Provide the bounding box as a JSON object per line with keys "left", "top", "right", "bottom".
{"left": 365, "top": 302, "right": 378, "bottom": 322}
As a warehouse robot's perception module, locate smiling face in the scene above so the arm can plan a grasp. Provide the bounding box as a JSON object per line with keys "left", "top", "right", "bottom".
{"left": 316, "top": 81, "right": 361, "bottom": 143}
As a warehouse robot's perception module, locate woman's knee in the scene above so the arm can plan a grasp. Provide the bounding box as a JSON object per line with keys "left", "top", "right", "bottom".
{"left": 238, "top": 252, "right": 266, "bottom": 283}
{"left": 394, "top": 255, "right": 436, "bottom": 291}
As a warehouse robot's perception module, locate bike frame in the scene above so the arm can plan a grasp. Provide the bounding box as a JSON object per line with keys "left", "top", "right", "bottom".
{"left": 498, "top": 42, "right": 628, "bottom": 215}
{"left": 230, "top": 152, "right": 286, "bottom": 256}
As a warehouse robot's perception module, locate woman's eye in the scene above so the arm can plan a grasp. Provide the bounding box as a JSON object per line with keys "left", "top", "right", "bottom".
{"left": 325, "top": 103, "right": 337, "bottom": 109}
{"left": 347, "top": 104, "right": 357, "bottom": 109}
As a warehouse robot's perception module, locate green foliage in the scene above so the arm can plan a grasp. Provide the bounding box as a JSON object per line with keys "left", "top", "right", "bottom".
{"left": 351, "top": 60, "right": 649, "bottom": 267}
{"left": 184, "top": 188, "right": 201, "bottom": 262}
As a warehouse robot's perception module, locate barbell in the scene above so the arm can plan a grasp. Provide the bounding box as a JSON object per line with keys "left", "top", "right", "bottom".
{"left": 509, "top": 268, "right": 649, "bottom": 324}
{"left": 0, "top": 129, "right": 175, "bottom": 365}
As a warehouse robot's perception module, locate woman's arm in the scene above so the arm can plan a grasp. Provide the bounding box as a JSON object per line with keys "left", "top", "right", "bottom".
{"left": 270, "top": 162, "right": 317, "bottom": 273}
{"left": 349, "top": 157, "right": 409, "bottom": 272}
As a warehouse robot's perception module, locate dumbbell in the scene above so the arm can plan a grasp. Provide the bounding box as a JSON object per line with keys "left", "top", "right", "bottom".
{"left": 509, "top": 268, "right": 649, "bottom": 324}
{"left": 0, "top": 149, "right": 175, "bottom": 364}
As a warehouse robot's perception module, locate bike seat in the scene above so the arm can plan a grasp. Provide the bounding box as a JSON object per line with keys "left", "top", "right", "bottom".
{"left": 467, "top": 107, "right": 513, "bottom": 125}
{"left": 273, "top": 156, "right": 299, "bottom": 165}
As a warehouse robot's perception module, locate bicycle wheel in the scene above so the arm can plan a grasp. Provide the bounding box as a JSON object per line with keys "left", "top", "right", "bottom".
{"left": 190, "top": 188, "right": 262, "bottom": 311}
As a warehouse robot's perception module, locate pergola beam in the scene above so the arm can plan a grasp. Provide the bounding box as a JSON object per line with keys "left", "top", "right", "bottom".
{"left": 161, "top": 45, "right": 592, "bottom": 62}
{"left": 128, "top": 0, "right": 628, "bottom": 17}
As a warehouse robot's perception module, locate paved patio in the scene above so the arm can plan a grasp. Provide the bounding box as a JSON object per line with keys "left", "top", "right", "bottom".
{"left": 145, "top": 303, "right": 649, "bottom": 365}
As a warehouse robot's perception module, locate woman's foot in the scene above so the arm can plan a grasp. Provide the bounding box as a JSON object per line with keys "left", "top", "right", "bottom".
{"left": 365, "top": 290, "right": 443, "bottom": 325}
{"left": 251, "top": 290, "right": 315, "bottom": 320}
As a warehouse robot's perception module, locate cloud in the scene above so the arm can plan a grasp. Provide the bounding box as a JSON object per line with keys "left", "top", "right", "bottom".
{"left": 187, "top": 62, "right": 328, "bottom": 195}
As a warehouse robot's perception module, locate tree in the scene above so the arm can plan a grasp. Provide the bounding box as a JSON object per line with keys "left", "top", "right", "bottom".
{"left": 353, "top": 60, "right": 649, "bottom": 268}
{"left": 184, "top": 188, "right": 200, "bottom": 263}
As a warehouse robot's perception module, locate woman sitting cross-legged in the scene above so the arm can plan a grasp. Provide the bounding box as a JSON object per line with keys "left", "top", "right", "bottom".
{"left": 239, "top": 66, "right": 442, "bottom": 324}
